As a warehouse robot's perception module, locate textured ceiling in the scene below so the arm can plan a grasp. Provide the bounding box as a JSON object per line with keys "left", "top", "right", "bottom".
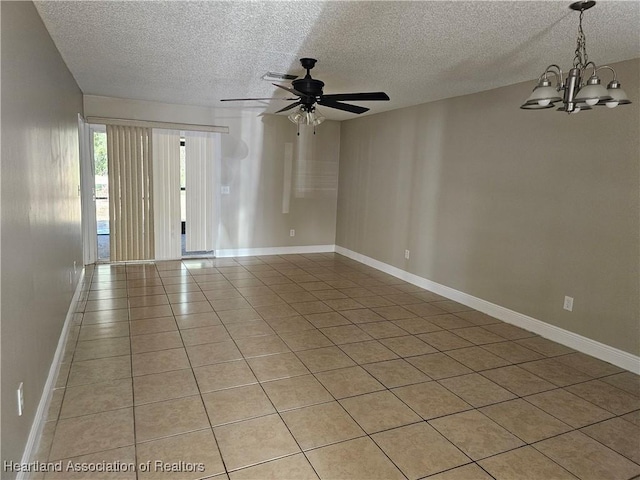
{"left": 35, "top": 1, "right": 640, "bottom": 121}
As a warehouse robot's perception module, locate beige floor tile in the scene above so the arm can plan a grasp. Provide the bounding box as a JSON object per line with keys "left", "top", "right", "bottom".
{"left": 130, "top": 317, "right": 177, "bottom": 336}
{"left": 581, "top": 417, "right": 640, "bottom": 464}
{"left": 134, "top": 396, "right": 209, "bottom": 442}
{"left": 210, "top": 296, "right": 251, "bottom": 311}
{"left": 214, "top": 414, "right": 300, "bottom": 471}
{"left": 417, "top": 331, "right": 474, "bottom": 351}
{"left": 73, "top": 337, "right": 131, "bottom": 361}
{"left": 392, "top": 317, "right": 442, "bottom": 334}
{"left": 261, "top": 374, "right": 333, "bottom": 411}
{"left": 404, "top": 302, "right": 449, "bottom": 317}
{"left": 246, "top": 352, "right": 309, "bottom": 381}
{"left": 253, "top": 303, "right": 298, "bottom": 319}
{"left": 520, "top": 358, "right": 593, "bottom": 387}
{"left": 445, "top": 346, "right": 511, "bottom": 371}
{"left": 481, "top": 323, "right": 536, "bottom": 341}
{"left": 315, "top": 366, "right": 385, "bottom": 399}
{"left": 427, "top": 464, "right": 493, "bottom": 480}
{"left": 279, "top": 330, "right": 333, "bottom": 351}
{"left": 423, "top": 314, "right": 474, "bottom": 330}
{"left": 622, "top": 410, "right": 640, "bottom": 426}
{"left": 566, "top": 379, "right": 640, "bottom": 415}
{"left": 225, "top": 320, "right": 276, "bottom": 339}
{"left": 357, "top": 321, "right": 410, "bottom": 339}
{"left": 378, "top": 335, "right": 437, "bottom": 357}
{"left": 78, "top": 322, "right": 130, "bottom": 341}
{"left": 480, "top": 398, "right": 571, "bottom": 443}
{"left": 454, "top": 311, "right": 502, "bottom": 326}
{"left": 133, "top": 369, "right": 198, "bottom": 405}
{"left": 296, "top": 346, "right": 356, "bottom": 372}
{"left": 218, "top": 308, "right": 263, "bottom": 324}
{"left": 85, "top": 298, "right": 130, "bottom": 312}
{"left": 311, "top": 289, "right": 349, "bottom": 301}
{"left": 480, "top": 365, "right": 555, "bottom": 396}
{"left": 167, "top": 291, "right": 208, "bottom": 304}
{"left": 171, "top": 301, "right": 213, "bottom": 316}
{"left": 281, "top": 401, "right": 365, "bottom": 450}
{"left": 340, "top": 390, "right": 421, "bottom": 433}
{"left": 132, "top": 348, "right": 190, "bottom": 376}
{"left": 175, "top": 312, "right": 222, "bottom": 329}
{"left": 372, "top": 305, "right": 417, "bottom": 320}
{"left": 340, "top": 308, "right": 387, "bottom": 324}
{"left": 525, "top": 389, "right": 614, "bottom": 428}
{"left": 339, "top": 340, "right": 399, "bottom": 364}
{"left": 229, "top": 453, "right": 319, "bottom": 480}
{"left": 482, "top": 341, "right": 544, "bottom": 363}
{"left": 555, "top": 352, "right": 624, "bottom": 378}
{"left": 60, "top": 379, "right": 133, "bottom": 419}
{"left": 130, "top": 331, "right": 183, "bottom": 354}
{"left": 127, "top": 294, "right": 169, "bottom": 308}
{"left": 87, "top": 288, "right": 128, "bottom": 300}
{"left": 408, "top": 353, "right": 473, "bottom": 380}
{"left": 278, "top": 291, "right": 319, "bottom": 303}
{"left": 364, "top": 358, "right": 430, "bottom": 388}
{"left": 128, "top": 285, "right": 167, "bottom": 297}
{"left": 372, "top": 422, "right": 471, "bottom": 479}
{"left": 353, "top": 296, "right": 397, "bottom": 308}
{"left": 244, "top": 294, "right": 286, "bottom": 307}
{"left": 194, "top": 360, "right": 257, "bottom": 393}
{"left": 49, "top": 408, "right": 134, "bottom": 460}
{"left": 479, "top": 446, "right": 578, "bottom": 480}
{"left": 305, "top": 311, "right": 350, "bottom": 328}
{"left": 392, "top": 381, "right": 471, "bottom": 419}
{"left": 129, "top": 305, "right": 174, "bottom": 321}
{"left": 44, "top": 446, "right": 136, "bottom": 480}
{"left": 322, "top": 298, "right": 365, "bottom": 311}
{"left": 320, "top": 325, "right": 373, "bottom": 344}
{"left": 46, "top": 388, "right": 65, "bottom": 422}
{"left": 439, "top": 373, "right": 516, "bottom": 407}
{"left": 601, "top": 372, "right": 640, "bottom": 397}
{"left": 264, "top": 315, "right": 315, "bottom": 334}
{"left": 291, "top": 301, "right": 333, "bottom": 315}
{"left": 136, "top": 429, "right": 224, "bottom": 480}
{"left": 235, "top": 335, "right": 291, "bottom": 359}
{"left": 202, "top": 384, "right": 276, "bottom": 426}
{"left": 186, "top": 341, "right": 243, "bottom": 367}
{"left": 305, "top": 436, "right": 405, "bottom": 480}
{"left": 430, "top": 410, "right": 524, "bottom": 461}
{"left": 515, "top": 337, "right": 575, "bottom": 357}
{"left": 534, "top": 431, "right": 640, "bottom": 480}
{"left": 180, "top": 325, "right": 231, "bottom": 346}
{"left": 67, "top": 356, "right": 131, "bottom": 387}
{"left": 451, "top": 326, "right": 506, "bottom": 345}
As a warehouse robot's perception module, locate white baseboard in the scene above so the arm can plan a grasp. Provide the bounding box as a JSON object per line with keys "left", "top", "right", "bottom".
{"left": 17, "top": 269, "right": 86, "bottom": 480}
{"left": 216, "top": 244, "right": 336, "bottom": 258}
{"left": 335, "top": 246, "right": 640, "bottom": 374}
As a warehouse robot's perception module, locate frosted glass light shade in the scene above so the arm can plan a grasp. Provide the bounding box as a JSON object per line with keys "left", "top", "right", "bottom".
{"left": 522, "top": 85, "right": 562, "bottom": 107}
{"left": 575, "top": 81, "right": 611, "bottom": 105}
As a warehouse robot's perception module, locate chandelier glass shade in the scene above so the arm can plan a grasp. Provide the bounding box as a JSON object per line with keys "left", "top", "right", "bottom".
{"left": 521, "top": 1, "right": 631, "bottom": 114}
{"left": 288, "top": 105, "right": 325, "bottom": 126}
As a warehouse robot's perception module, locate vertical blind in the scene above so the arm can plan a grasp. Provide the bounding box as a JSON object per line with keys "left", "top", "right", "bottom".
{"left": 152, "top": 129, "right": 181, "bottom": 260}
{"left": 184, "top": 131, "right": 216, "bottom": 252}
{"left": 106, "top": 125, "right": 154, "bottom": 261}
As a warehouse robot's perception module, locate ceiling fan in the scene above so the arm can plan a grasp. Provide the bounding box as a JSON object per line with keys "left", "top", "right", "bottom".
{"left": 221, "top": 58, "right": 390, "bottom": 130}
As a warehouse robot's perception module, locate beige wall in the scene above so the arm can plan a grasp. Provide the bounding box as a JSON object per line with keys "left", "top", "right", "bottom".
{"left": 1, "top": 2, "right": 84, "bottom": 474}
{"left": 337, "top": 58, "right": 640, "bottom": 356}
{"left": 84, "top": 96, "right": 340, "bottom": 251}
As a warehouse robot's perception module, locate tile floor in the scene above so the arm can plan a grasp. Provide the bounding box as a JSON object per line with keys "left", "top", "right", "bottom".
{"left": 31, "top": 253, "right": 640, "bottom": 480}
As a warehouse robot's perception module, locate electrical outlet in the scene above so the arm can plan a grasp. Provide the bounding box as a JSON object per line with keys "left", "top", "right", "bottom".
{"left": 404, "top": 250, "right": 410, "bottom": 260}
{"left": 563, "top": 296, "right": 574, "bottom": 311}
{"left": 221, "top": 186, "right": 230, "bottom": 195}
{"left": 290, "top": 229, "right": 295, "bottom": 237}
{"left": 17, "top": 383, "right": 24, "bottom": 416}
{"left": 73, "top": 260, "right": 77, "bottom": 275}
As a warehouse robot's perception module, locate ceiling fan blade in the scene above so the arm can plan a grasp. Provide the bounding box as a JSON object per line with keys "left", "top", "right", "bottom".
{"left": 273, "top": 83, "right": 308, "bottom": 97}
{"left": 321, "top": 92, "right": 390, "bottom": 102}
{"left": 221, "top": 97, "right": 297, "bottom": 102}
{"left": 317, "top": 99, "right": 369, "bottom": 114}
{"left": 274, "top": 101, "right": 301, "bottom": 114}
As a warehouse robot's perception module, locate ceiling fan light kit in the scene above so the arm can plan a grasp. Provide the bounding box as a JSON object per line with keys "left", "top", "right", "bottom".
{"left": 222, "top": 57, "right": 390, "bottom": 133}
{"left": 521, "top": 1, "right": 631, "bottom": 114}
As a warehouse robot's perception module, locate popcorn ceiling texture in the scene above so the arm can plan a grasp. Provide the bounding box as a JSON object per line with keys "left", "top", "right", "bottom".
{"left": 35, "top": 1, "right": 639, "bottom": 120}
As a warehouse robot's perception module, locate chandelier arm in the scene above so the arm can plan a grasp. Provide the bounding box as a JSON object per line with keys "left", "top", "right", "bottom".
{"left": 594, "top": 65, "right": 618, "bottom": 81}
{"left": 583, "top": 61, "right": 598, "bottom": 78}
{"left": 543, "top": 65, "right": 565, "bottom": 87}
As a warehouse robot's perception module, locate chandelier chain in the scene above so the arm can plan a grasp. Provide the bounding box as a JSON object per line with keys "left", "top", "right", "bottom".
{"left": 573, "top": 9, "right": 588, "bottom": 69}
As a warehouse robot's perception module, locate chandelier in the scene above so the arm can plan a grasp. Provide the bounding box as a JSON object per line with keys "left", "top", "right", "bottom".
{"left": 288, "top": 104, "right": 325, "bottom": 135}
{"left": 521, "top": 1, "right": 631, "bottom": 113}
